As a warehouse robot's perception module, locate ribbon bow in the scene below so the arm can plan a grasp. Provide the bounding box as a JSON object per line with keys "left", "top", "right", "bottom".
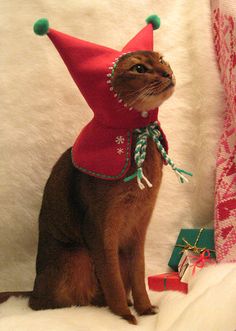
{"left": 124, "top": 121, "right": 192, "bottom": 189}
{"left": 190, "top": 250, "right": 215, "bottom": 275}
{"left": 176, "top": 228, "right": 216, "bottom": 255}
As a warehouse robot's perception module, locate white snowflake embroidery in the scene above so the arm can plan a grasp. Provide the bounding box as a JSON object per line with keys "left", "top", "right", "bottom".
{"left": 115, "top": 135, "right": 125, "bottom": 144}
{"left": 117, "top": 148, "right": 124, "bottom": 155}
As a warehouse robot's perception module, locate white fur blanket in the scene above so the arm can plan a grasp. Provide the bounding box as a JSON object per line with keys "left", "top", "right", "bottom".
{"left": 1, "top": 264, "right": 236, "bottom": 331}
{"left": 1, "top": 0, "right": 235, "bottom": 330}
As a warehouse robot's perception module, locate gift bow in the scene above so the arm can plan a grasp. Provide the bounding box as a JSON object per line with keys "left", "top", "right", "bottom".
{"left": 190, "top": 250, "right": 215, "bottom": 275}
{"left": 176, "top": 228, "right": 215, "bottom": 255}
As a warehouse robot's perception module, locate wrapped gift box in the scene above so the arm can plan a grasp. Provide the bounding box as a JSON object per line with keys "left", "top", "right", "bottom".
{"left": 168, "top": 228, "right": 215, "bottom": 271}
{"left": 178, "top": 251, "right": 200, "bottom": 278}
{"left": 148, "top": 272, "right": 188, "bottom": 294}
{"left": 178, "top": 250, "right": 216, "bottom": 283}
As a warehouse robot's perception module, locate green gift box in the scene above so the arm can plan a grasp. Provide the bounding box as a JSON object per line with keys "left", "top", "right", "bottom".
{"left": 168, "top": 228, "right": 216, "bottom": 271}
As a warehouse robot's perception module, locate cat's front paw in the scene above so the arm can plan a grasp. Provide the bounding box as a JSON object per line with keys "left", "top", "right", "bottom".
{"left": 136, "top": 305, "right": 158, "bottom": 316}
{"left": 122, "top": 313, "right": 137, "bottom": 325}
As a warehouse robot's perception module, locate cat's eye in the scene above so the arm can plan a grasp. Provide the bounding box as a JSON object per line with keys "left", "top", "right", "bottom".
{"left": 130, "top": 64, "right": 148, "bottom": 74}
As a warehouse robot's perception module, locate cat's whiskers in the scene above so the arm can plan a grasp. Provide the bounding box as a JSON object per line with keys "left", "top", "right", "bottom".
{"left": 126, "top": 81, "right": 165, "bottom": 107}
{"left": 128, "top": 92, "right": 150, "bottom": 108}
{"left": 126, "top": 80, "right": 173, "bottom": 111}
{"left": 145, "top": 81, "right": 171, "bottom": 96}
{"left": 126, "top": 82, "right": 159, "bottom": 99}
{"left": 124, "top": 84, "right": 152, "bottom": 98}
{"left": 121, "top": 85, "right": 155, "bottom": 107}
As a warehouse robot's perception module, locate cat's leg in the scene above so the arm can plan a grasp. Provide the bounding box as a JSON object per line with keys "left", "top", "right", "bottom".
{"left": 119, "top": 250, "right": 133, "bottom": 306}
{"left": 83, "top": 216, "right": 137, "bottom": 325}
{"left": 130, "top": 236, "right": 156, "bottom": 316}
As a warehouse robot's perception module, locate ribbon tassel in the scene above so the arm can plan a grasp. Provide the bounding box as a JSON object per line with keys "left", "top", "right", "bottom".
{"left": 124, "top": 167, "right": 153, "bottom": 189}
{"left": 141, "top": 171, "right": 153, "bottom": 188}
{"left": 174, "top": 168, "right": 193, "bottom": 184}
{"left": 136, "top": 168, "right": 153, "bottom": 190}
{"left": 124, "top": 121, "right": 193, "bottom": 190}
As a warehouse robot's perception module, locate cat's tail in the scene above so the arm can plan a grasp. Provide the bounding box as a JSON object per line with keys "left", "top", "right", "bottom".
{"left": 0, "top": 291, "right": 32, "bottom": 304}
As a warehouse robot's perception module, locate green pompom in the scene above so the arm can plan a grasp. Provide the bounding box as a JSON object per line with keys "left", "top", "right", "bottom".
{"left": 33, "top": 18, "right": 49, "bottom": 36}
{"left": 145, "top": 14, "right": 161, "bottom": 30}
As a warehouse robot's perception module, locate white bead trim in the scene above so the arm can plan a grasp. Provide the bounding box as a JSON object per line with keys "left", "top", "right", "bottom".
{"left": 106, "top": 53, "right": 152, "bottom": 119}
{"left": 141, "top": 111, "right": 148, "bottom": 118}
{"left": 106, "top": 52, "right": 132, "bottom": 109}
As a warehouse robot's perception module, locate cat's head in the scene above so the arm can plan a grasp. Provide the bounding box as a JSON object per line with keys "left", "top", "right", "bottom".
{"left": 111, "top": 51, "right": 175, "bottom": 112}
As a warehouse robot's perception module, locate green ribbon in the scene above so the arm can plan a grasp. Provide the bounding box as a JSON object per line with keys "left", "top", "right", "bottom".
{"left": 163, "top": 277, "right": 167, "bottom": 290}
{"left": 124, "top": 122, "right": 193, "bottom": 189}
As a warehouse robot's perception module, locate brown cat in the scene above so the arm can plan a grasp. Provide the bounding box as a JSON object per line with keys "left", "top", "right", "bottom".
{"left": 0, "top": 51, "right": 174, "bottom": 325}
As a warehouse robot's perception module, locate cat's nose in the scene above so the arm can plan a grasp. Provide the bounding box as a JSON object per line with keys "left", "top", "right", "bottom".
{"left": 162, "top": 72, "right": 176, "bottom": 85}
{"left": 162, "top": 71, "right": 171, "bottom": 78}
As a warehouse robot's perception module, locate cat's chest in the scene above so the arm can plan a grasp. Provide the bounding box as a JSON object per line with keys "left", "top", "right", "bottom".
{"left": 116, "top": 139, "right": 163, "bottom": 248}
{"left": 77, "top": 138, "right": 163, "bottom": 247}
{"left": 126, "top": 137, "right": 163, "bottom": 191}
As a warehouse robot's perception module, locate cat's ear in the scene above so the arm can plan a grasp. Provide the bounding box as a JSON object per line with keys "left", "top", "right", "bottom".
{"left": 122, "top": 15, "right": 160, "bottom": 53}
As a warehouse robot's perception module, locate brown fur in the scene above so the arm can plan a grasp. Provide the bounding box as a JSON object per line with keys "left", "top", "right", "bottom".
{"left": 0, "top": 51, "right": 175, "bottom": 324}
{"left": 29, "top": 138, "right": 162, "bottom": 324}
{"left": 112, "top": 51, "right": 174, "bottom": 111}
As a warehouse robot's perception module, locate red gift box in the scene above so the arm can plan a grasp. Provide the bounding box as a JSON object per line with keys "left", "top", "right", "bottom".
{"left": 148, "top": 272, "right": 188, "bottom": 294}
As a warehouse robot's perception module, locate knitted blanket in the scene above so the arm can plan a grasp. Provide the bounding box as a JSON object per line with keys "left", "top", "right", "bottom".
{"left": 212, "top": 0, "right": 236, "bottom": 263}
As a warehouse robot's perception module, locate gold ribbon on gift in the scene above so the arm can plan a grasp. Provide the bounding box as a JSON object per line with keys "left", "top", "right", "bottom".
{"left": 175, "top": 228, "right": 215, "bottom": 255}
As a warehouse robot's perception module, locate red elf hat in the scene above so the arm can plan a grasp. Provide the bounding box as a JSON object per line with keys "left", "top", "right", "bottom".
{"left": 33, "top": 15, "right": 160, "bottom": 128}
{"left": 33, "top": 15, "right": 169, "bottom": 182}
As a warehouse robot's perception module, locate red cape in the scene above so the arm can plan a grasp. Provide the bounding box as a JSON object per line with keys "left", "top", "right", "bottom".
{"left": 72, "top": 110, "right": 168, "bottom": 180}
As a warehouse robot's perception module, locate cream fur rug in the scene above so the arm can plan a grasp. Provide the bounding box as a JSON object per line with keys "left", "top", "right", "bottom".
{"left": 1, "top": 264, "right": 236, "bottom": 331}
{"left": 1, "top": 0, "right": 234, "bottom": 330}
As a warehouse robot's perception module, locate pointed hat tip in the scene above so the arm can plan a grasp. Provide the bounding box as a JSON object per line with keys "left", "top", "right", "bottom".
{"left": 145, "top": 15, "right": 161, "bottom": 30}
{"left": 33, "top": 18, "right": 49, "bottom": 36}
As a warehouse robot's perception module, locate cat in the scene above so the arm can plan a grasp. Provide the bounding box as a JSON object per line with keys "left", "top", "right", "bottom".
{"left": 0, "top": 51, "right": 175, "bottom": 325}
